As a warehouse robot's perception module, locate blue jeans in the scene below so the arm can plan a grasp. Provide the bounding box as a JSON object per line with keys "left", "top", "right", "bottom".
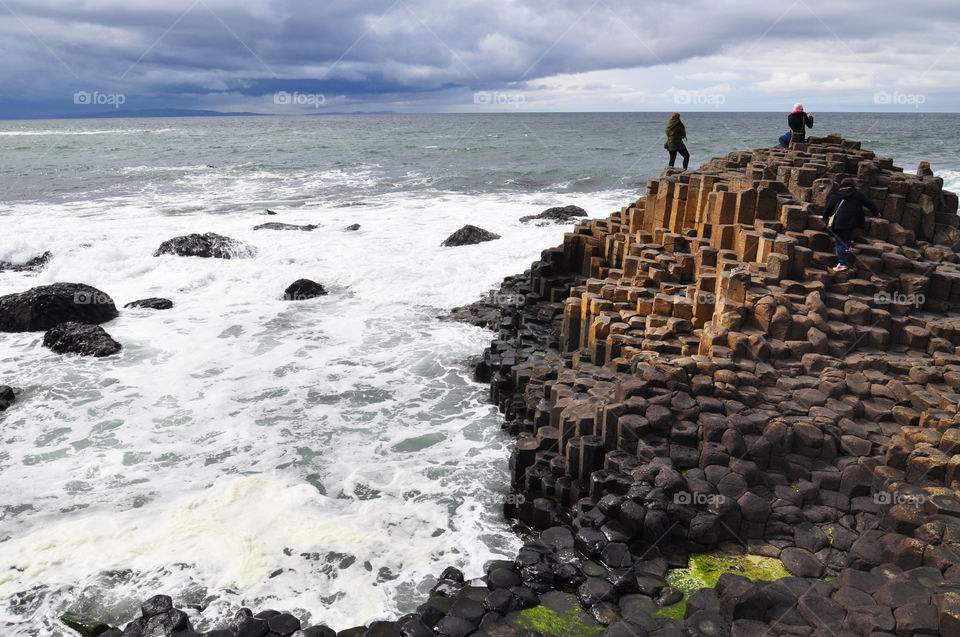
{"left": 834, "top": 228, "right": 853, "bottom": 267}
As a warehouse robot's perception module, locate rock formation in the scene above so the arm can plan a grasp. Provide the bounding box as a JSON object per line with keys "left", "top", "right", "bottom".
{"left": 153, "top": 233, "right": 257, "bottom": 259}
{"left": 124, "top": 298, "right": 174, "bottom": 310}
{"left": 43, "top": 322, "right": 122, "bottom": 357}
{"left": 442, "top": 225, "right": 502, "bottom": 247}
{"left": 0, "top": 283, "right": 119, "bottom": 332}
{"left": 284, "top": 279, "right": 328, "bottom": 300}
{"left": 520, "top": 205, "right": 589, "bottom": 225}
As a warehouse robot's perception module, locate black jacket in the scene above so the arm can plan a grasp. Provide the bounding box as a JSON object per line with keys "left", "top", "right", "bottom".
{"left": 823, "top": 186, "right": 878, "bottom": 230}
{"left": 788, "top": 110, "right": 814, "bottom": 141}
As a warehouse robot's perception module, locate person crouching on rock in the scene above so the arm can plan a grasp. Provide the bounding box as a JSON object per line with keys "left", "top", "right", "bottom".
{"left": 788, "top": 103, "right": 814, "bottom": 143}
{"left": 822, "top": 178, "right": 878, "bottom": 272}
{"left": 665, "top": 112, "right": 690, "bottom": 170}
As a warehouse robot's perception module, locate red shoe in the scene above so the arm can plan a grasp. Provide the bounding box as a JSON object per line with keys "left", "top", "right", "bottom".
{"left": 833, "top": 265, "right": 847, "bottom": 272}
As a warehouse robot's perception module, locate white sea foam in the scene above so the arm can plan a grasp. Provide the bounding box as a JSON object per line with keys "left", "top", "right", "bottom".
{"left": 0, "top": 187, "right": 633, "bottom": 635}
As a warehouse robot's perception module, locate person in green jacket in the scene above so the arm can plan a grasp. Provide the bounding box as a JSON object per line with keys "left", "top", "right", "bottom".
{"left": 665, "top": 112, "right": 689, "bottom": 170}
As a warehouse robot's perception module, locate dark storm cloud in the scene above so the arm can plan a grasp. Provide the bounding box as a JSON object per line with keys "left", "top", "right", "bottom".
{"left": 1, "top": 0, "right": 959, "bottom": 114}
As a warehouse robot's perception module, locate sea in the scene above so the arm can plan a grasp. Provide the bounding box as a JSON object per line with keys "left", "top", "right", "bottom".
{"left": 1, "top": 112, "right": 958, "bottom": 635}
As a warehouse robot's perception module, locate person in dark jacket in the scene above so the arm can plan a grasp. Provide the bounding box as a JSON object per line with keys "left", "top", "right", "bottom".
{"left": 788, "top": 103, "right": 814, "bottom": 142}
{"left": 821, "top": 178, "right": 878, "bottom": 271}
{"left": 665, "top": 112, "right": 689, "bottom": 169}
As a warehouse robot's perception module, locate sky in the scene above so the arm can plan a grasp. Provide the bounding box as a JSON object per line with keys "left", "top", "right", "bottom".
{"left": 0, "top": 0, "right": 958, "bottom": 118}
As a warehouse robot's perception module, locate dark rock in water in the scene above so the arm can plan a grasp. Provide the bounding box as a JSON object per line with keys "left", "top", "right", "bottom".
{"left": 253, "top": 222, "right": 317, "bottom": 231}
{"left": 0, "top": 282, "right": 119, "bottom": 332}
{"left": 43, "top": 322, "right": 122, "bottom": 357}
{"left": 124, "top": 298, "right": 173, "bottom": 310}
{"left": 59, "top": 613, "right": 111, "bottom": 637}
{"left": 441, "top": 225, "right": 501, "bottom": 247}
{"left": 284, "top": 279, "right": 328, "bottom": 300}
{"left": 141, "top": 595, "right": 173, "bottom": 619}
{"left": 267, "top": 612, "right": 301, "bottom": 635}
{"left": 0, "top": 251, "right": 52, "bottom": 273}
{"left": 519, "top": 205, "right": 588, "bottom": 224}
{"left": 264, "top": 209, "right": 277, "bottom": 215}
{"left": 0, "top": 385, "right": 14, "bottom": 412}
{"left": 344, "top": 223, "right": 361, "bottom": 231}
{"left": 153, "top": 233, "right": 257, "bottom": 259}
{"left": 440, "top": 566, "right": 465, "bottom": 583}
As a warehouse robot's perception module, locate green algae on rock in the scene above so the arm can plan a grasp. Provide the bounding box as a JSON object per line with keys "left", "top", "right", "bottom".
{"left": 667, "top": 552, "right": 791, "bottom": 593}
{"left": 508, "top": 591, "right": 603, "bottom": 637}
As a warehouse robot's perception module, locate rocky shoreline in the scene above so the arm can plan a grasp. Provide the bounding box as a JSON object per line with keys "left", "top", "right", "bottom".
{"left": 30, "top": 134, "right": 960, "bottom": 636}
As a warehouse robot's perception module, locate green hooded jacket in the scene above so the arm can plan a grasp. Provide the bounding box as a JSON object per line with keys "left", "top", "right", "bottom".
{"left": 665, "top": 118, "right": 687, "bottom": 151}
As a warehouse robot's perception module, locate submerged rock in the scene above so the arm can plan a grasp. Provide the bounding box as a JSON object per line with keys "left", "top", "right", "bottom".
{"left": 519, "top": 205, "right": 588, "bottom": 224}
{"left": 0, "top": 250, "right": 52, "bottom": 273}
{"left": 253, "top": 222, "right": 317, "bottom": 231}
{"left": 0, "top": 385, "right": 14, "bottom": 411}
{"left": 344, "top": 223, "right": 361, "bottom": 231}
{"left": 124, "top": 298, "right": 173, "bottom": 310}
{"left": 0, "top": 282, "right": 119, "bottom": 332}
{"left": 441, "top": 225, "right": 501, "bottom": 247}
{"left": 284, "top": 279, "right": 328, "bottom": 300}
{"left": 153, "top": 233, "right": 257, "bottom": 259}
{"left": 43, "top": 322, "right": 122, "bottom": 357}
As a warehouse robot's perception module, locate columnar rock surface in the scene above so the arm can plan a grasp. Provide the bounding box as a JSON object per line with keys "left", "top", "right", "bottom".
{"left": 476, "top": 135, "right": 960, "bottom": 636}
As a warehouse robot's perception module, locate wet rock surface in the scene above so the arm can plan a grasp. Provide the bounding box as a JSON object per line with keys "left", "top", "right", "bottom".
{"left": 520, "top": 205, "right": 589, "bottom": 224}
{"left": 441, "top": 225, "right": 501, "bottom": 247}
{"left": 67, "top": 137, "right": 960, "bottom": 636}
{"left": 154, "top": 233, "right": 257, "bottom": 259}
{"left": 124, "top": 297, "right": 174, "bottom": 310}
{"left": 283, "top": 279, "right": 328, "bottom": 300}
{"left": 0, "top": 250, "right": 52, "bottom": 273}
{"left": 0, "top": 282, "right": 119, "bottom": 332}
{"left": 43, "top": 321, "right": 122, "bottom": 357}
{"left": 253, "top": 222, "right": 318, "bottom": 231}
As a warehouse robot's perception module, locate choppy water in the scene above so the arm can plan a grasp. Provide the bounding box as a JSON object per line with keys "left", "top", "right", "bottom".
{"left": 0, "top": 113, "right": 958, "bottom": 635}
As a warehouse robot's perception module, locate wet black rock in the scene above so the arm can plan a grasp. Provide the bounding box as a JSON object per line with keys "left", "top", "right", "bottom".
{"left": 141, "top": 594, "right": 173, "bottom": 619}
{"left": 0, "top": 283, "right": 119, "bottom": 332}
{"left": 153, "top": 233, "right": 257, "bottom": 259}
{"left": 441, "top": 225, "right": 501, "bottom": 247}
{"left": 0, "top": 250, "right": 52, "bottom": 273}
{"left": 124, "top": 298, "right": 174, "bottom": 310}
{"left": 253, "top": 222, "right": 317, "bottom": 231}
{"left": 344, "top": 224, "right": 361, "bottom": 231}
{"left": 284, "top": 279, "right": 328, "bottom": 300}
{"left": 0, "top": 385, "right": 15, "bottom": 411}
{"left": 43, "top": 322, "right": 122, "bottom": 357}
{"left": 267, "top": 612, "right": 302, "bottom": 635}
{"left": 519, "top": 205, "right": 588, "bottom": 224}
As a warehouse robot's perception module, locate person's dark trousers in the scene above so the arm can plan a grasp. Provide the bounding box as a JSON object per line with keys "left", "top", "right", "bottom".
{"left": 668, "top": 148, "right": 690, "bottom": 169}
{"left": 834, "top": 227, "right": 854, "bottom": 267}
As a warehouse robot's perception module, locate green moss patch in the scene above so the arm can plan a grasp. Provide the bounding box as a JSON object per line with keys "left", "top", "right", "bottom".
{"left": 666, "top": 552, "right": 790, "bottom": 593}
{"left": 651, "top": 551, "right": 791, "bottom": 621}
{"left": 510, "top": 592, "right": 603, "bottom": 637}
